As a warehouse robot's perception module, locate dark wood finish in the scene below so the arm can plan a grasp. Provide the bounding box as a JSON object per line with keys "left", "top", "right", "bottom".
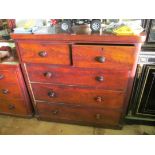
{"left": 72, "top": 45, "right": 136, "bottom": 69}
{"left": 0, "top": 99, "right": 28, "bottom": 115}
{"left": 11, "top": 30, "right": 145, "bottom": 128}
{"left": 0, "top": 63, "right": 33, "bottom": 117}
{"left": 36, "top": 102, "right": 122, "bottom": 127}
{"left": 18, "top": 42, "right": 70, "bottom": 65}
{"left": 32, "top": 83, "right": 125, "bottom": 110}
{"left": 26, "top": 63, "right": 129, "bottom": 91}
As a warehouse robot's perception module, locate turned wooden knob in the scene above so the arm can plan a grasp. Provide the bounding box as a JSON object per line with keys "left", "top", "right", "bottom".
{"left": 95, "top": 96, "right": 103, "bottom": 102}
{"left": 38, "top": 51, "right": 47, "bottom": 57}
{"left": 52, "top": 109, "right": 59, "bottom": 115}
{"left": 8, "top": 104, "right": 15, "bottom": 110}
{"left": 48, "top": 91, "right": 56, "bottom": 98}
{"left": 95, "top": 56, "right": 105, "bottom": 63}
{"left": 0, "top": 74, "right": 4, "bottom": 80}
{"left": 95, "top": 114, "right": 101, "bottom": 120}
{"left": 44, "top": 72, "right": 52, "bottom": 78}
{"left": 96, "top": 76, "right": 104, "bottom": 82}
{"left": 2, "top": 89, "right": 9, "bottom": 94}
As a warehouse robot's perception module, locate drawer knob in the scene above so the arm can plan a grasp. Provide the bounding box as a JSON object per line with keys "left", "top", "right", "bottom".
{"left": 48, "top": 91, "right": 56, "bottom": 98}
{"left": 0, "top": 74, "right": 4, "bottom": 80}
{"left": 44, "top": 72, "right": 53, "bottom": 78}
{"left": 95, "top": 114, "right": 101, "bottom": 120}
{"left": 38, "top": 51, "right": 47, "bottom": 57}
{"left": 95, "top": 96, "right": 103, "bottom": 102}
{"left": 95, "top": 56, "right": 105, "bottom": 63}
{"left": 96, "top": 76, "right": 104, "bottom": 82}
{"left": 51, "top": 109, "right": 59, "bottom": 115}
{"left": 8, "top": 104, "right": 15, "bottom": 110}
{"left": 2, "top": 89, "right": 9, "bottom": 94}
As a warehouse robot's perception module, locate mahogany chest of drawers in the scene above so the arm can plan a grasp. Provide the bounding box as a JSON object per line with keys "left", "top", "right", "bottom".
{"left": 0, "top": 63, "right": 33, "bottom": 117}
{"left": 11, "top": 31, "right": 145, "bottom": 128}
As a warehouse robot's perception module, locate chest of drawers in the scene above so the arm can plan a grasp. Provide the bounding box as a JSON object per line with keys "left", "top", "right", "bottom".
{"left": 0, "top": 63, "right": 33, "bottom": 117}
{"left": 11, "top": 32, "right": 145, "bottom": 128}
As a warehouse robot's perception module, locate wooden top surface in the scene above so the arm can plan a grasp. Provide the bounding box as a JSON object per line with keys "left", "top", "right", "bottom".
{"left": 11, "top": 25, "right": 146, "bottom": 44}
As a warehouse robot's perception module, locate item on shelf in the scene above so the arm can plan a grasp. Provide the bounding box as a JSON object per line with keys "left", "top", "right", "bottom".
{"left": 113, "top": 25, "right": 135, "bottom": 35}
{"left": 13, "top": 19, "right": 46, "bottom": 34}
{"left": 0, "top": 46, "right": 12, "bottom": 62}
{"left": 2, "top": 35, "right": 10, "bottom": 40}
{"left": 0, "top": 20, "right": 3, "bottom": 30}
{"left": 103, "top": 20, "right": 144, "bottom": 35}
{"left": 32, "top": 26, "right": 53, "bottom": 34}
{"left": 13, "top": 27, "right": 32, "bottom": 34}
{"left": 51, "top": 19, "right": 102, "bottom": 32}
{"left": 7, "top": 19, "right": 16, "bottom": 31}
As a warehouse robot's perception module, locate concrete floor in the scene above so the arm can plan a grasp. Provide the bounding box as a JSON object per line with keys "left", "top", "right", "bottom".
{"left": 0, "top": 115, "right": 155, "bottom": 135}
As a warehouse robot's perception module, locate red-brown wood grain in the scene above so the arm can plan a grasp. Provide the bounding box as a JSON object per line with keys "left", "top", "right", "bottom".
{"left": 0, "top": 99, "right": 28, "bottom": 116}
{"left": 72, "top": 45, "right": 137, "bottom": 69}
{"left": 26, "top": 63, "right": 129, "bottom": 91}
{"left": 0, "top": 83, "right": 23, "bottom": 99}
{"left": 36, "top": 101, "right": 122, "bottom": 127}
{"left": 11, "top": 33, "right": 146, "bottom": 44}
{"left": 0, "top": 63, "right": 33, "bottom": 117}
{"left": 32, "top": 83, "right": 125, "bottom": 110}
{"left": 18, "top": 42, "right": 70, "bottom": 65}
{"left": 0, "top": 65, "right": 21, "bottom": 84}
{"left": 11, "top": 31, "right": 145, "bottom": 128}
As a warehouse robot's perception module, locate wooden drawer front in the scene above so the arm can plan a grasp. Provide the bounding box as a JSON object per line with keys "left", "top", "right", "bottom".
{"left": 0, "top": 99, "right": 28, "bottom": 115}
{"left": 0, "top": 69, "right": 18, "bottom": 84}
{"left": 32, "top": 83, "right": 125, "bottom": 109}
{"left": 36, "top": 102, "right": 121, "bottom": 126}
{"left": 18, "top": 42, "right": 70, "bottom": 65}
{"left": 0, "top": 83, "right": 23, "bottom": 100}
{"left": 27, "top": 64, "right": 129, "bottom": 91}
{"left": 72, "top": 45, "right": 136, "bottom": 69}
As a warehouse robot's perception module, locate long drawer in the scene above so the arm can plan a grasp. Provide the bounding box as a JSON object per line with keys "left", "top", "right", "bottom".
{"left": 18, "top": 42, "right": 70, "bottom": 65}
{"left": 72, "top": 45, "right": 136, "bottom": 69}
{"left": 32, "top": 83, "right": 125, "bottom": 109}
{"left": 26, "top": 64, "right": 129, "bottom": 91}
{"left": 36, "top": 102, "right": 121, "bottom": 126}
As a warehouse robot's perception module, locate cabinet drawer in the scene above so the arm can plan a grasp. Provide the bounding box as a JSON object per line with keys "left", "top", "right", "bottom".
{"left": 0, "top": 99, "right": 28, "bottom": 115}
{"left": 26, "top": 64, "right": 129, "bottom": 91}
{"left": 36, "top": 102, "right": 121, "bottom": 126}
{"left": 0, "top": 83, "right": 23, "bottom": 100}
{"left": 0, "top": 69, "right": 19, "bottom": 84}
{"left": 72, "top": 45, "right": 136, "bottom": 69}
{"left": 32, "top": 83, "right": 125, "bottom": 109}
{"left": 18, "top": 42, "right": 70, "bottom": 65}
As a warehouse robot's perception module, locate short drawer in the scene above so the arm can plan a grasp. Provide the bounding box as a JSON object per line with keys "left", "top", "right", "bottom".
{"left": 0, "top": 99, "right": 28, "bottom": 115}
{"left": 36, "top": 102, "right": 121, "bottom": 126}
{"left": 32, "top": 83, "right": 125, "bottom": 109}
{"left": 0, "top": 69, "right": 19, "bottom": 84}
{"left": 18, "top": 42, "right": 70, "bottom": 65}
{"left": 72, "top": 45, "right": 136, "bottom": 69}
{"left": 26, "top": 64, "right": 129, "bottom": 91}
{"left": 0, "top": 83, "right": 23, "bottom": 100}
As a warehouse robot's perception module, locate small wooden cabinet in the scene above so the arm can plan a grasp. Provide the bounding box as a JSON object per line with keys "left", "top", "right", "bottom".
{"left": 0, "top": 63, "right": 33, "bottom": 117}
{"left": 11, "top": 28, "right": 145, "bottom": 128}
